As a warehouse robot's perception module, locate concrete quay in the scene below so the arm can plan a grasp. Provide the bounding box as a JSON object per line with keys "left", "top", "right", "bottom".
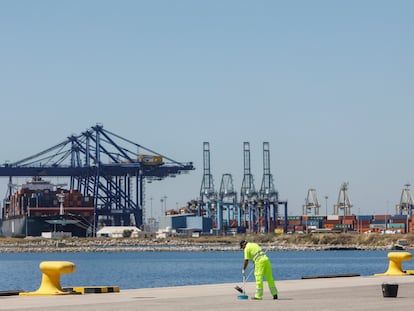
{"left": 2, "top": 276, "right": 414, "bottom": 311}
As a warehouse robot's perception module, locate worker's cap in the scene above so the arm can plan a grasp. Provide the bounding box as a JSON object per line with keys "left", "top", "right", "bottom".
{"left": 239, "top": 240, "right": 247, "bottom": 249}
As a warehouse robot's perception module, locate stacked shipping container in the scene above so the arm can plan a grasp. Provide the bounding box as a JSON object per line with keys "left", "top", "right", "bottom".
{"left": 276, "top": 214, "right": 412, "bottom": 234}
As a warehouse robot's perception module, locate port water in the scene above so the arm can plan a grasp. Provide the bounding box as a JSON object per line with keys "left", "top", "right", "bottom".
{"left": 0, "top": 250, "right": 406, "bottom": 291}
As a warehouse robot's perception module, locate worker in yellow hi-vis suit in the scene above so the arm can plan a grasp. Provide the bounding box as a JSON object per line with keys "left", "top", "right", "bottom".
{"left": 240, "top": 240, "right": 278, "bottom": 300}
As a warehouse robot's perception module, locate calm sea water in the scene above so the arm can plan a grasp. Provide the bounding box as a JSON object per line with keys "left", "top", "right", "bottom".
{"left": 1, "top": 250, "right": 412, "bottom": 291}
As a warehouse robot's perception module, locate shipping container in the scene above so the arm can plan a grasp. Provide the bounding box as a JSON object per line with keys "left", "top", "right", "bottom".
{"left": 370, "top": 224, "right": 386, "bottom": 229}
{"left": 371, "top": 219, "right": 389, "bottom": 225}
{"left": 302, "top": 220, "right": 322, "bottom": 228}
{"left": 387, "top": 223, "right": 405, "bottom": 229}
{"left": 308, "top": 216, "right": 326, "bottom": 221}
{"left": 391, "top": 214, "right": 408, "bottom": 220}
{"left": 327, "top": 215, "right": 339, "bottom": 220}
{"left": 185, "top": 216, "right": 213, "bottom": 232}
{"left": 159, "top": 215, "right": 187, "bottom": 229}
{"left": 374, "top": 214, "right": 391, "bottom": 220}
{"left": 333, "top": 224, "right": 353, "bottom": 229}
{"left": 339, "top": 215, "right": 356, "bottom": 220}
{"left": 324, "top": 223, "right": 334, "bottom": 229}
{"left": 390, "top": 219, "right": 408, "bottom": 224}
{"left": 356, "top": 215, "right": 373, "bottom": 221}
{"left": 285, "top": 220, "right": 301, "bottom": 225}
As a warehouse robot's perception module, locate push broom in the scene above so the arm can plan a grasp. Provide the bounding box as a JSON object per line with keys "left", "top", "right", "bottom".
{"left": 234, "top": 268, "right": 254, "bottom": 299}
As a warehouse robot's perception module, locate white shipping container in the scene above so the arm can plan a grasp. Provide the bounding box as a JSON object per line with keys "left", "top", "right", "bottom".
{"left": 327, "top": 215, "right": 340, "bottom": 221}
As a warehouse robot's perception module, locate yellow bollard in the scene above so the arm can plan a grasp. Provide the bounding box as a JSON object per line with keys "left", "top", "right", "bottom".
{"left": 20, "top": 261, "right": 76, "bottom": 296}
{"left": 375, "top": 252, "right": 413, "bottom": 276}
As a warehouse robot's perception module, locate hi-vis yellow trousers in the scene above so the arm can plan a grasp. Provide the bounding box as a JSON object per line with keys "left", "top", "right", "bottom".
{"left": 254, "top": 256, "right": 278, "bottom": 299}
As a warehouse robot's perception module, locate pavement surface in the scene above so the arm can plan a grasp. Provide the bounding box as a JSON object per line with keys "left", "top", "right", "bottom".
{"left": 2, "top": 275, "right": 414, "bottom": 311}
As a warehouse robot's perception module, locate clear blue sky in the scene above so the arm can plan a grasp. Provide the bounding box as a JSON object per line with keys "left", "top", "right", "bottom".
{"left": 1, "top": 1, "right": 413, "bottom": 219}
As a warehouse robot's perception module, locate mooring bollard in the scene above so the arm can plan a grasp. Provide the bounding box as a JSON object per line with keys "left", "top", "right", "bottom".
{"left": 19, "top": 261, "right": 76, "bottom": 296}
{"left": 375, "top": 252, "right": 413, "bottom": 276}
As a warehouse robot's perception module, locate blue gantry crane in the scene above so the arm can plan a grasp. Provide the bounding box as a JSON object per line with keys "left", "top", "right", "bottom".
{"left": 199, "top": 142, "right": 217, "bottom": 218}
{"left": 240, "top": 142, "right": 258, "bottom": 233}
{"left": 218, "top": 173, "right": 238, "bottom": 232}
{"left": 0, "top": 124, "right": 194, "bottom": 231}
{"left": 199, "top": 141, "right": 288, "bottom": 234}
{"left": 258, "top": 142, "right": 279, "bottom": 233}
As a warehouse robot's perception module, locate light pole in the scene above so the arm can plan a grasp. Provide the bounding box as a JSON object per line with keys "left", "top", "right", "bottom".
{"left": 150, "top": 197, "right": 153, "bottom": 219}
{"left": 386, "top": 200, "right": 389, "bottom": 234}
{"left": 163, "top": 195, "right": 168, "bottom": 214}
{"left": 305, "top": 198, "right": 308, "bottom": 233}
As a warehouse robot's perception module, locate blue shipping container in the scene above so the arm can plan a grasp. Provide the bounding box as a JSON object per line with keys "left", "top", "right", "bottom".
{"left": 356, "top": 215, "right": 373, "bottom": 221}
{"left": 186, "top": 216, "right": 213, "bottom": 232}
{"left": 171, "top": 215, "right": 187, "bottom": 229}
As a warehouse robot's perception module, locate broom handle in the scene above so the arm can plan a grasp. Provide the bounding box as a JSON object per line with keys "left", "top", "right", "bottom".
{"left": 245, "top": 267, "right": 254, "bottom": 281}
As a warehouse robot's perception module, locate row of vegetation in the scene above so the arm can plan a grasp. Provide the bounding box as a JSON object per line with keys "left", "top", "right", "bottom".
{"left": 0, "top": 233, "right": 412, "bottom": 248}
{"left": 178, "top": 233, "right": 414, "bottom": 248}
